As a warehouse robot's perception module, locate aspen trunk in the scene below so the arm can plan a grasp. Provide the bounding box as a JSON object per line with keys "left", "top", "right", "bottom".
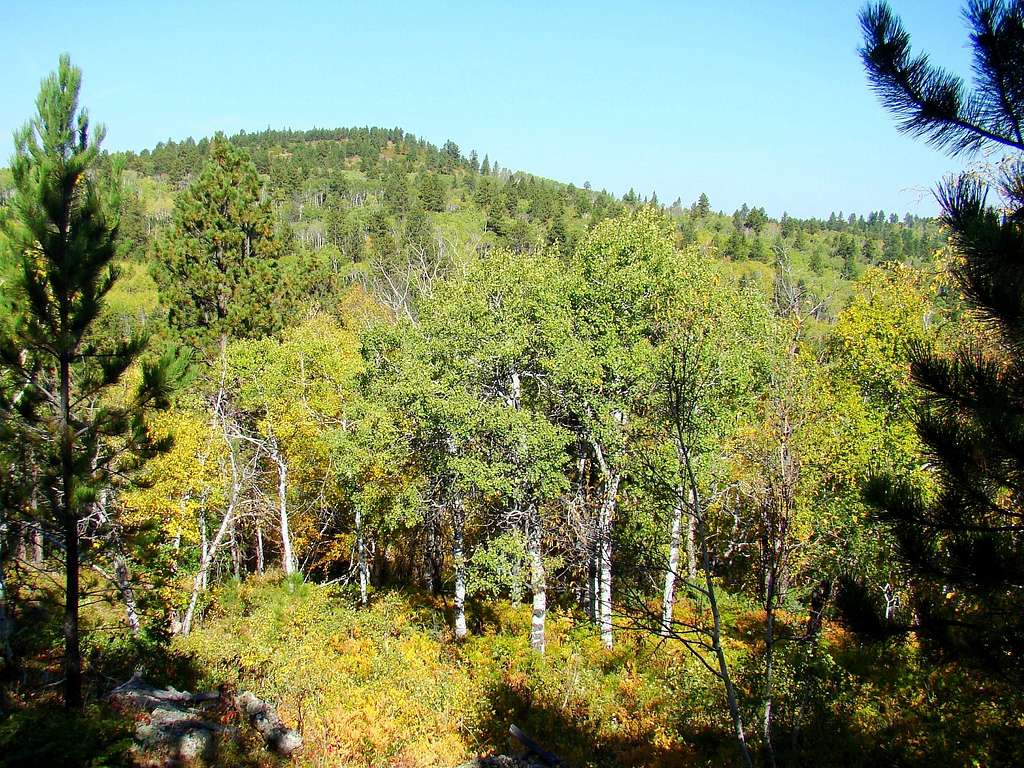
{"left": 527, "top": 505, "right": 546, "bottom": 653}
{"left": 685, "top": 507, "right": 697, "bottom": 579}
{"left": 661, "top": 484, "right": 685, "bottom": 636}
{"left": 588, "top": 545, "right": 599, "bottom": 623}
{"left": 181, "top": 420, "right": 241, "bottom": 635}
{"left": 452, "top": 501, "right": 467, "bottom": 639}
{"left": 113, "top": 552, "right": 141, "bottom": 636}
{"left": 271, "top": 444, "right": 295, "bottom": 576}
{"left": 687, "top": 459, "right": 751, "bottom": 768}
{"left": 181, "top": 502, "right": 236, "bottom": 636}
{"left": 356, "top": 506, "right": 369, "bottom": 607}
{"left": 199, "top": 509, "right": 209, "bottom": 590}
{"left": 230, "top": 518, "right": 241, "bottom": 580}
{"left": 93, "top": 488, "right": 142, "bottom": 636}
{"left": 255, "top": 523, "right": 265, "bottom": 574}
{"left": 598, "top": 473, "right": 620, "bottom": 648}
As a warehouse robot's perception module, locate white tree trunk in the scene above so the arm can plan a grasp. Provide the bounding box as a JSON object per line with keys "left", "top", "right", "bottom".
{"left": 598, "top": 473, "right": 620, "bottom": 648}
{"left": 113, "top": 553, "right": 141, "bottom": 635}
{"left": 181, "top": 416, "right": 242, "bottom": 635}
{"left": 255, "top": 523, "right": 265, "bottom": 574}
{"left": 527, "top": 506, "right": 545, "bottom": 653}
{"left": 661, "top": 484, "right": 685, "bottom": 637}
{"left": 230, "top": 517, "right": 241, "bottom": 579}
{"left": 452, "top": 501, "right": 467, "bottom": 639}
{"left": 686, "top": 508, "right": 697, "bottom": 579}
{"left": 271, "top": 444, "right": 295, "bottom": 576}
{"left": 356, "top": 506, "right": 369, "bottom": 608}
{"left": 91, "top": 488, "right": 142, "bottom": 636}
{"left": 588, "top": 545, "right": 599, "bottom": 623}
{"left": 199, "top": 508, "right": 209, "bottom": 590}
{"left": 181, "top": 499, "right": 236, "bottom": 635}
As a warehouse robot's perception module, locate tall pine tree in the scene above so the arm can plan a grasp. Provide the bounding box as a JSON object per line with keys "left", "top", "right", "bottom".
{"left": 0, "top": 56, "right": 179, "bottom": 708}
{"left": 852, "top": 1, "right": 1024, "bottom": 680}
{"left": 154, "top": 135, "right": 286, "bottom": 357}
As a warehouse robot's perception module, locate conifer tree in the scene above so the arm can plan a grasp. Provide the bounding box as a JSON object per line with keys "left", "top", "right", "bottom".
{"left": 0, "top": 56, "right": 179, "bottom": 708}
{"left": 154, "top": 135, "right": 285, "bottom": 356}
{"left": 695, "top": 192, "right": 710, "bottom": 217}
{"left": 853, "top": 0, "right": 1024, "bottom": 679}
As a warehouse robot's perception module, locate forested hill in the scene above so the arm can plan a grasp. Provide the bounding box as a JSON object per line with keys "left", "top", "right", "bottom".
{"left": 104, "top": 126, "right": 943, "bottom": 325}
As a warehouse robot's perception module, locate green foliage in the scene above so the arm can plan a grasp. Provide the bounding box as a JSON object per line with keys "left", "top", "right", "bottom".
{"left": 153, "top": 135, "right": 286, "bottom": 353}
{"left": 855, "top": 0, "right": 1024, "bottom": 681}
{"left": 0, "top": 55, "right": 182, "bottom": 708}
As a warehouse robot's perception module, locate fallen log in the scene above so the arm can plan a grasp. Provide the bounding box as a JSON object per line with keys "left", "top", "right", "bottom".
{"left": 109, "top": 674, "right": 301, "bottom": 762}
{"left": 235, "top": 690, "right": 303, "bottom": 756}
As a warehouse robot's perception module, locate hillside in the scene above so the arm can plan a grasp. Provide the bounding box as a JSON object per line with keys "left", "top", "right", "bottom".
{"left": 97, "top": 127, "right": 945, "bottom": 328}
{"left": 3, "top": 24, "right": 1022, "bottom": 768}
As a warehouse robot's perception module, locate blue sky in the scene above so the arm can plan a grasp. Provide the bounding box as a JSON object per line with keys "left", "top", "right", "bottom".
{"left": 1, "top": 1, "right": 980, "bottom": 218}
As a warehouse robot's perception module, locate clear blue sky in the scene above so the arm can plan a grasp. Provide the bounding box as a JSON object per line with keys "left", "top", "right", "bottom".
{"left": 1, "top": 1, "right": 980, "bottom": 218}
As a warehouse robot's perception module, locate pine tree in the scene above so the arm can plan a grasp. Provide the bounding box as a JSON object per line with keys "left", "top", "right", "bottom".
{"left": 695, "top": 192, "right": 710, "bottom": 218}
{"left": 418, "top": 173, "right": 446, "bottom": 213}
{"left": 0, "top": 56, "right": 180, "bottom": 708}
{"left": 154, "top": 135, "right": 285, "bottom": 355}
{"left": 860, "top": 1, "right": 1024, "bottom": 155}
{"left": 852, "top": 1, "right": 1024, "bottom": 679}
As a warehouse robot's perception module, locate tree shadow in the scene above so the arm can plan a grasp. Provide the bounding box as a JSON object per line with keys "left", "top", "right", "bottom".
{"left": 473, "top": 674, "right": 714, "bottom": 768}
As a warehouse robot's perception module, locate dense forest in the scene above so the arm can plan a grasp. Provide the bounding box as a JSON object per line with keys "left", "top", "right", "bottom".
{"left": 1, "top": 2, "right": 1023, "bottom": 767}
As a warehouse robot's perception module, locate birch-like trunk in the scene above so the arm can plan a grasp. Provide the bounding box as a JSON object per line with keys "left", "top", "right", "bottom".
{"left": 527, "top": 505, "right": 546, "bottom": 653}
{"left": 588, "top": 545, "right": 599, "bottom": 623}
{"left": 270, "top": 441, "right": 295, "bottom": 576}
{"left": 356, "top": 506, "right": 369, "bottom": 608}
{"left": 30, "top": 484, "right": 43, "bottom": 563}
{"left": 452, "top": 501, "right": 467, "bottom": 639}
{"left": 198, "top": 508, "right": 209, "bottom": 590}
{"left": 230, "top": 517, "right": 241, "bottom": 580}
{"left": 113, "top": 552, "right": 141, "bottom": 636}
{"left": 598, "top": 473, "right": 620, "bottom": 649}
{"left": 92, "top": 489, "right": 142, "bottom": 636}
{"left": 255, "top": 523, "right": 265, "bottom": 574}
{"left": 681, "top": 445, "right": 751, "bottom": 768}
{"left": 181, "top": 408, "right": 242, "bottom": 635}
{"left": 685, "top": 507, "right": 697, "bottom": 579}
{"left": 660, "top": 483, "right": 685, "bottom": 637}
{"left": 181, "top": 496, "right": 237, "bottom": 635}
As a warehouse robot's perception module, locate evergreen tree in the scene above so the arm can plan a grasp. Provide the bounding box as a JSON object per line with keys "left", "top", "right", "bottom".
{"left": 0, "top": 56, "right": 179, "bottom": 708}
{"left": 860, "top": 1, "right": 1024, "bottom": 155}
{"left": 442, "top": 139, "right": 461, "bottom": 171}
{"left": 154, "top": 135, "right": 285, "bottom": 355}
{"left": 852, "top": 1, "right": 1024, "bottom": 679}
{"left": 695, "top": 192, "right": 711, "bottom": 218}
{"left": 419, "top": 172, "right": 446, "bottom": 213}
{"left": 746, "top": 206, "right": 768, "bottom": 233}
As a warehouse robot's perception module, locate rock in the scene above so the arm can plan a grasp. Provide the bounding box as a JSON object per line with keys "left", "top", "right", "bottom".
{"left": 234, "top": 690, "right": 303, "bottom": 756}
{"left": 109, "top": 675, "right": 300, "bottom": 764}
